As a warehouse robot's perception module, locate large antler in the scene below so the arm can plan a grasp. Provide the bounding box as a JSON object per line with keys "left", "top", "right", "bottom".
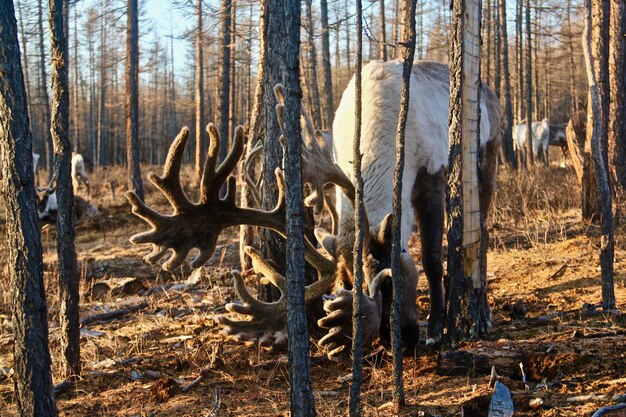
{"left": 274, "top": 85, "right": 356, "bottom": 216}
{"left": 126, "top": 124, "right": 334, "bottom": 273}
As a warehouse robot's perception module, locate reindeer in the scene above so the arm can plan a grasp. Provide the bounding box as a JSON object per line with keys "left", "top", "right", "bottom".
{"left": 71, "top": 152, "right": 90, "bottom": 195}
{"left": 126, "top": 60, "right": 500, "bottom": 357}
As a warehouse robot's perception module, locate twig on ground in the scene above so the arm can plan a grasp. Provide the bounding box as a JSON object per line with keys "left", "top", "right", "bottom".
{"left": 206, "top": 386, "right": 222, "bottom": 417}
{"left": 80, "top": 301, "right": 149, "bottom": 326}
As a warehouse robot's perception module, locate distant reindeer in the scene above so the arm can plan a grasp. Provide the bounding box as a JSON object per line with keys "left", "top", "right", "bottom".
{"left": 71, "top": 152, "right": 90, "bottom": 195}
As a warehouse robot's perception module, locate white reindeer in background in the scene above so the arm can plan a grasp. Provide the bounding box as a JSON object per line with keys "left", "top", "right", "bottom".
{"left": 127, "top": 60, "right": 501, "bottom": 357}
{"left": 71, "top": 152, "right": 90, "bottom": 195}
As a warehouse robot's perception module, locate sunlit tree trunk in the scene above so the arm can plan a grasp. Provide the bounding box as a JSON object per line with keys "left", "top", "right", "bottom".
{"left": 126, "top": 0, "right": 143, "bottom": 199}
{"left": 49, "top": 0, "right": 80, "bottom": 378}
{"left": 446, "top": 0, "right": 489, "bottom": 342}
{"left": 0, "top": 3, "right": 57, "bottom": 415}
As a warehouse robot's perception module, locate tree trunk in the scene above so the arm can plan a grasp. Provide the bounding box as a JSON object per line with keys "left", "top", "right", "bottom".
{"left": 515, "top": 0, "right": 522, "bottom": 121}
{"left": 49, "top": 0, "right": 80, "bottom": 378}
{"left": 524, "top": 0, "right": 533, "bottom": 168}
{"left": 240, "top": 0, "right": 268, "bottom": 271}
{"left": 38, "top": 0, "right": 54, "bottom": 180}
{"left": 499, "top": 0, "right": 516, "bottom": 168}
{"left": 320, "top": 0, "right": 334, "bottom": 128}
{"left": 282, "top": 1, "right": 317, "bottom": 413}
{"left": 583, "top": 0, "right": 616, "bottom": 311}
{"left": 566, "top": 111, "right": 600, "bottom": 220}
{"left": 17, "top": 0, "right": 32, "bottom": 122}
{"left": 97, "top": 7, "right": 106, "bottom": 167}
{"left": 126, "top": 0, "right": 144, "bottom": 200}
{"left": 305, "top": 0, "right": 322, "bottom": 129}
{"left": 380, "top": 0, "right": 388, "bottom": 61}
{"left": 567, "top": 0, "right": 579, "bottom": 116}
{"left": 350, "top": 0, "right": 365, "bottom": 414}
{"left": 446, "top": 0, "right": 489, "bottom": 343}
{"left": 72, "top": 2, "right": 79, "bottom": 152}
{"left": 194, "top": 0, "right": 204, "bottom": 181}
{"left": 259, "top": 0, "right": 287, "bottom": 301}
{"left": 592, "top": 0, "right": 610, "bottom": 177}
{"left": 390, "top": 0, "right": 417, "bottom": 408}
{"left": 609, "top": 0, "right": 626, "bottom": 190}
{"left": 217, "top": 0, "right": 232, "bottom": 163}
{"left": 0, "top": 3, "right": 58, "bottom": 415}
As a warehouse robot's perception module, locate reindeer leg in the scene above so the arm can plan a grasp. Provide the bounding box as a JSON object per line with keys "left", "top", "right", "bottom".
{"left": 412, "top": 167, "right": 446, "bottom": 341}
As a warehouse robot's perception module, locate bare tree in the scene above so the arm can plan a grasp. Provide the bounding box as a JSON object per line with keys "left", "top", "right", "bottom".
{"left": 305, "top": 0, "right": 322, "bottom": 128}
{"left": 259, "top": 0, "right": 287, "bottom": 299}
{"left": 320, "top": 0, "right": 334, "bottom": 128}
{"left": 349, "top": 0, "right": 364, "bottom": 414}
{"left": 583, "top": 0, "right": 616, "bottom": 311}
{"left": 524, "top": 0, "right": 533, "bottom": 168}
{"left": 281, "top": 0, "right": 317, "bottom": 412}
{"left": 240, "top": 0, "right": 267, "bottom": 271}
{"left": 0, "top": 2, "right": 57, "bottom": 415}
{"left": 126, "top": 0, "right": 144, "bottom": 199}
{"left": 390, "top": 0, "right": 417, "bottom": 408}
{"left": 380, "top": 0, "right": 388, "bottom": 61}
{"left": 499, "top": 0, "right": 516, "bottom": 167}
{"left": 194, "top": 0, "right": 204, "bottom": 181}
{"left": 38, "top": 0, "right": 54, "bottom": 180}
{"left": 218, "top": 0, "right": 232, "bottom": 163}
{"left": 49, "top": 0, "right": 80, "bottom": 378}
{"left": 446, "top": 0, "right": 489, "bottom": 341}
{"left": 609, "top": 0, "right": 625, "bottom": 189}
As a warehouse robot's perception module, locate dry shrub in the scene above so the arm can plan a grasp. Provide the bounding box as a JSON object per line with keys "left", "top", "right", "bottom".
{"left": 491, "top": 165, "right": 580, "bottom": 226}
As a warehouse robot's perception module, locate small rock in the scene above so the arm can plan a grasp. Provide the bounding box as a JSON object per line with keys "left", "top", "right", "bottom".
{"left": 529, "top": 398, "right": 543, "bottom": 409}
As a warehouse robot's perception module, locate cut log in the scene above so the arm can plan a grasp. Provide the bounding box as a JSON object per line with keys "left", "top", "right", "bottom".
{"left": 437, "top": 346, "right": 585, "bottom": 381}
{"left": 88, "top": 277, "right": 146, "bottom": 300}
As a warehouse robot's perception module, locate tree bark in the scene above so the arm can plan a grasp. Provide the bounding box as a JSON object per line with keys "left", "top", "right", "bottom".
{"left": 566, "top": 111, "right": 600, "bottom": 220}
{"left": 446, "top": 0, "right": 489, "bottom": 343}
{"left": 524, "top": 0, "right": 533, "bottom": 168}
{"left": 38, "top": 0, "right": 54, "bottom": 180}
{"left": 240, "top": 0, "right": 268, "bottom": 271}
{"left": 282, "top": 1, "right": 317, "bottom": 413}
{"left": 97, "top": 6, "right": 106, "bottom": 167}
{"left": 320, "top": 0, "right": 334, "bottom": 128}
{"left": 259, "top": 0, "right": 287, "bottom": 300}
{"left": 217, "top": 0, "right": 232, "bottom": 164}
{"left": 609, "top": 0, "right": 626, "bottom": 189}
{"left": 126, "top": 0, "right": 143, "bottom": 200}
{"left": 0, "top": 3, "right": 58, "bottom": 415}
{"left": 583, "top": 0, "right": 616, "bottom": 310}
{"left": 49, "top": 0, "right": 80, "bottom": 378}
{"left": 380, "top": 0, "right": 388, "bottom": 61}
{"left": 499, "top": 0, "right": 516, "bottom": 168}
{"left": 194, "top": 0, "right": 204, "bottom": 181}
{"left": 592, "top": 0, "right": 610, "bottom": 177}
{"left": 350, "top": 1, "right": 365, "bottom": 414}
{"left": 390, "top": 0, "right": 417, "bottom": 408}
{"left": 567, "top": 0, "right": 579, "bottom": 116}
{"left": 305, "top": 0, "right": 322, "bottom": 129}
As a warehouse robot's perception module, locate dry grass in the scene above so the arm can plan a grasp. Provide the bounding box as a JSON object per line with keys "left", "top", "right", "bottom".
{"left": 0, "top": 162, "right": 625, "bottom": 416}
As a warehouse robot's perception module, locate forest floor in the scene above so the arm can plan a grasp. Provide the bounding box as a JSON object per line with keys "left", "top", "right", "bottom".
{"left": 1, "top": 162, "right": 625, "bottom": 417}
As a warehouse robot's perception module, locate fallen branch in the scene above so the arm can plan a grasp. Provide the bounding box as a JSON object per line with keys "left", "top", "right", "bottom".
{"left": 548, "top": 263, "right": 568, "bottom": 280}
{"left": 53, "top": 380, "right": 74, "bottom": 397}
{"left": 80, "top": 302, "right": 149, "bottom": 326}
{"left": 181, "top": 367, "right": 212, "bottom": 393}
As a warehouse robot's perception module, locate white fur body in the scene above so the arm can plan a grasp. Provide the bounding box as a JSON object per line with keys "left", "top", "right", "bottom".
{"left": 513, "top": 118, "right": 550, "bottom": 160}
{"left": 332, "top": 60, "right": 492, "bottom": 246}
{"left": 71, "top": 153, "right": 90, "bottom": 192}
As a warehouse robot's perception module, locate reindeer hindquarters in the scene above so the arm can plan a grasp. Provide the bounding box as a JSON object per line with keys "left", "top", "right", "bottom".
{"left": 412, "top": 166, "right": 446, "bottom": 341}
